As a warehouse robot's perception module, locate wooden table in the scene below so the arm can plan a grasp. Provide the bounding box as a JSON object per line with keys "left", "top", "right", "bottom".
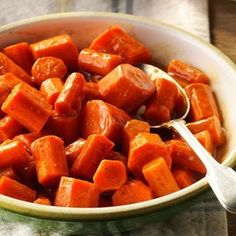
{"left": 210, "top": 0, "right": 236, "bottom": 235}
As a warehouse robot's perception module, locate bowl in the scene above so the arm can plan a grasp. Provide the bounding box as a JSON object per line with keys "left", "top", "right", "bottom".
{"left": 0, "top": 12, "right": 236, "bottom": 235}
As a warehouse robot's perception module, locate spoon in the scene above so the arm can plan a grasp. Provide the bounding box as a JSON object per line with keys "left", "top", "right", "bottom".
{"left": 139, "top": 63, "right": 236, "bottom": 214}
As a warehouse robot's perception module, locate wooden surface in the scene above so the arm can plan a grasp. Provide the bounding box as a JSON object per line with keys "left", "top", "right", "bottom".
{"left": 209, "top": 0, "right": 236, "bottom": 235}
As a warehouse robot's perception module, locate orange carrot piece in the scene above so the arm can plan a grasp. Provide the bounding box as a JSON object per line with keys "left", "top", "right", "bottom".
{"left": 83, "top": 82, "right": 102, "bottom": 102}
{"left": 54, "top": 176, "right": 98, "bottom": 207}
{"left": 81, "top": 100, "right": 130, "bottom": 144}
{"left": 185, "top": 83, "right": 220, "bottom": 121}
{"left": 107, "top": 151, "right": 127, "bottom": 166}
{"left": 0, "top": 176, "right": 36, "bottom": 202}
{"left": 128, "top": 132, "right": 172, "bottom": 179}
{"left": 93, "top": 160, "right": 127, "bottom": 192}
{"left": 0, "top": 52, "right": 32, "bottom": 84}
{"left": 3, "top": 42, "right": 34, "bottom": 74}
{"left": 55, "top": 72, "right": 85, "bottom": 115}
{"left": 112, "top": 180, "right": 153, "bottom": 206}
{"left": 2, "top": 82, "right": 52, "bottom": 132}
{"left": 34, "top": 197, "right": 51, "bottom": 205}
{"left": 98, "top": 64, "right": 155, "bottom": 114}
{"left": 71, "top": 134, "right": 114, "bottom": 180}
{"left": 78, "top": 48, "right": 122, "bottom": 76}
{"left": 90, "top": 26, "right": 151, "bottom": 64}
{"left": 0, "top": 167, "right": 19, "bottom": 181}
{"left": 30, "top": 34, "right": 79, "bottom": 70}
{"left": 143, "top": 157, "right": 179, "bottom": 197}
{"left": 40, "top": 77, "right": 64, "bottom": 106}
{"left": 195, "top": 130, "right": 215, "bottom": 155}
{"left": 168, "top": 59, "right": 209, "bottom": 84}
{"left": 31, "top": 135, "right": 68, "bottom": 187}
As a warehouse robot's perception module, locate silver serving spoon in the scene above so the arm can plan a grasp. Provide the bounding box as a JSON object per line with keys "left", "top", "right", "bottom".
{"left": 139, "top": 63, "right": 236, "bottom": 214}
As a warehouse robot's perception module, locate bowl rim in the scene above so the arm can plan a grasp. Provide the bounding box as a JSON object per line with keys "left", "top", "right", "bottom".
{"left": 0, "top": 11, "right": 236, "bottom": 221}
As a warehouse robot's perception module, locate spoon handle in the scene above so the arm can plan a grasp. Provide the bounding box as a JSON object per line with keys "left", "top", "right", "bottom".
{"left": 170, "top": 119, "right": 236, "bottom": 213}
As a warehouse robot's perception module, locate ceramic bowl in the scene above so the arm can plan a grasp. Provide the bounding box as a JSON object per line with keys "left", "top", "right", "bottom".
{"left": 0, "top": 12, "right": 236, "bottom": 235}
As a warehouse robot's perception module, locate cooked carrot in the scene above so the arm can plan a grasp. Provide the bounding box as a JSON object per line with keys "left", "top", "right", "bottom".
{"left": 90, "top": 26, "right": 151, "bottom": 64}
{"left": 128, "top": 132, "right": 171, "bottom": 179}
{"left": 195, "top": 130, "right": 215, "bottom": 155}
{"left": 0, "top": 115, "right": 25, "bottom": 143}
{"left": 34, "top": 197, "right": 51, "bottom": 205}
{"left": 2, "top": 82, "right": 52, "bottom": 132}
{"left": 71, "top": 134, "right": 114, "bottom": 180}
{"left": 122, "top": 119, "right": 150, "bottom": 155}
{"left": 185, "top": 83, "right": 220, "bottom": 121}
{"left": 112, "top": 180, "right": 153, "bottom": 206}
{"left": 78, "top": 48, "right": 122, "bottom": 76}
{"left": 30, "top": 34, "right": 79, "bottom": 70}
{"left": 171, "top": 167, "right": 197, "bottom": 189}
{"left": 166, "top": 140, "right": 206, "bottom": 174}
{"left": 0, "top": 52, "right": 32, "bottom": 84}
{"left": 3, "top": 42, "right": 34, "bottom": 74}
{"left": 81, "top": 100, "right": 130, "bottom": 144}
{"left": 54, "top": 176, "right": 98, "bottom": 207}
{"left": 187, "top": 116, "right": 225, "bottom": 146}
{"left": 143, "top": 157, "right": 179, "bottom": 197}
{"left": 93, "top": 160, "right": 127, "bottom": 192}
{"left": 0, "top": 167, "right": 19, "bottom": 181}
{"left": 0, "top": 176, "right": 36, "bottom": 202}
{"left": 31, "top": 135, "right": 68, "bottom": 187}
{"left": 168, "top": 59, "right": 209, "bottom": 84}
{"left": 107, "top": 151, "right": 127, "bottom": 166}
{"left": 83, "top": 82, "right": 102, "bottom": 102}
{"left": 98, "top": 64, "right": 155, "bottom": 113}
{"left": 40, "top": 77, "right": 64, "bottom": 106}
{"left": 55, "top": 72, "right": 85, "bottom": 115}
{"left": 144, "top": 78, "right": 178, "bottom": 124}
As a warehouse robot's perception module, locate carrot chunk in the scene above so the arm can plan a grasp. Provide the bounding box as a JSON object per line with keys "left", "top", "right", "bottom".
{"left": 81, "top": 100, "right": 130, "bottom": 144}
{"left": 168, "top": 59, "right": 209, "bottom": 84}
{"left": 143, "top": 157, "right": 179, "bottom": 197}
{"left": 93, "top": 160, "right": 127, "bottom": 192}
{"left": 2, "top": 82, "right": 52, "bottom": 132}
{"left": 195, "top": 130, "right": 215, "bottom": 155}
{"left": 0, "top": 176, "right": 36, "bottom": 202}
{"left": 128, "top": 132, "right": 171, "bottom": 179}
{"left": 112, "top": 180, "right": 153, "bottom": 206}
{"left": 34, "top": 197, "right": 51, "bottom": 205}
{"left": 30, "top": 34, "right": 79, "bottom": 70}
{"left": 83, "top": 82, "right": 102, "bottom": 102}
{"left": 90, "top": 26, "right": 151, "bottom": 64}
{"left": 31, "top": 135, "right": 68, "bottom": 187}
{"left": 98, "top": 64, "right": 155, "bottom": 113}
{"left": 0, "top": 167, "right": 19, "bottom": 181}
{"left": 31, "top": 57, "right": 67, "bottom": 86}
{"left": 3, "top": 42, "right": 34, "bottom": 74}
{"left": 54, "top": 176, "right": 98, "bottom": 207}
{"left": 185, "top": 83, "right": 220, "bottom": 121}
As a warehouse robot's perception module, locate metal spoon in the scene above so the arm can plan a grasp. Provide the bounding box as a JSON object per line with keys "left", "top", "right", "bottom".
{"left": 139, "top": 63, "right": 236, "bottom": 214}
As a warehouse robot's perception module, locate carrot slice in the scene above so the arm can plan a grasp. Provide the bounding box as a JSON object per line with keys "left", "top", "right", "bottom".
{"left": 34, "top": 197, "right": 51, "bottom": 205}
{"left": 195, "top": 130, "right": 215, "bottom": 155}
{"left": 82, "top": 82, "right": 102, "bottom": 104}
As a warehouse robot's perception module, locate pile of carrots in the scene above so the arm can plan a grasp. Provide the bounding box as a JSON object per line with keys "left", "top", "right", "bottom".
{"left": 0, "top": 26, "right": 225, "bottom": 207}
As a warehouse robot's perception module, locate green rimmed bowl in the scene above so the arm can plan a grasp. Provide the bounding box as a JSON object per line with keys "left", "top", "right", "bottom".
{"left": 0, "top": 12, "right": 236, "bottom": 235}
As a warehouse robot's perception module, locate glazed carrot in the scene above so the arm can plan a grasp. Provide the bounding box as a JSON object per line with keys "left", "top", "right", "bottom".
{"left": 3, "top": 42, "right": 34, "bottom": 74}
{"left": 122, "top": 119, "right": 150, "bottom": 155}
{"left": 143, "top": 157, "right": 179, "bottom": 197}
{"left": 0, "top": 176, "right": 36, "bottom": 202}
{"left": 71, "top": 134, "right": 114, "bottom": 180}
{"left": 195, "top": 130, "right": 215, "bottom": 155}
{"left": 55, "top": 72, "right": 85, "bottom": 115}
{"left": 144, "top": 78, "right": 178, "bottom": 124}
{"left": 31, "top": 57, "right": 67, "bottom": 86}
{"left": 90, "top": 26, "right": 151, "bottom": 64}
{"left": 30, "top": 34, "right": 79, "bottom": 70}
{"left": 54, "top": 176, "right": 98, "bottom": 207}
{"left": 2, "top": 82, "right": 52, "bottom": 132}
{"left": 187, "top": 116, "right": 225, "bottom": 146}
{"left": 40, "top": 77, "right": 64, "bottom": 106}
{"left": 168, "top": 59, "right": 209, "bottom": 84}
{"left": 0, "top": 115, "right": 25, "bottom": 143}
{"left": 185, "top": 83, "right": 220, "bottom": 121}
{"left": 112, "top": 180, "right": 153, "bottom": 206}
{"left": 93, "top": 160, "right": 127, "bottom": 192}
{"left": 83, "top": 82, "right": 102, "bottom": 102}
{"left": 31, "top": 135, "right": 68, "bottom": 187}
{"left": 172, "top": 167, "right": 197, "bottom": 189}
{"left": 166, "top": 140, "right": 206, "bottom": 174}
{"left": 78, "top": 48, "right": 122, "bottom": 76}
{"left": 0, "top": 52, "right": 32, "bottom": 84}
{"left": 128, "top": 132, "right": 171, "bottom": 179}
{"left": 107, "top": 151, "right": 127, "bottom": 166}
{"left": 98, "top": 64, "right": 155, "bottom": 113}
{"left": 0, "top": 167, "right": 19, "bottom": 181}
{"left": 34, "top": 197, "right": 51, "bottom": 205}
{"left": 81, "top": 100, "right": 130, "bottom": 144}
